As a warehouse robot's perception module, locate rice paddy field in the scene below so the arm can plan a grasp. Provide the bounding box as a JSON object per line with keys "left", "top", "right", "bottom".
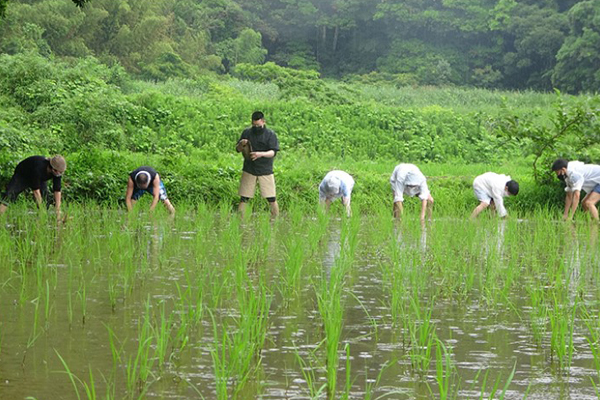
{"left": 1, "top": 201, "right": 600, "bottom": 399}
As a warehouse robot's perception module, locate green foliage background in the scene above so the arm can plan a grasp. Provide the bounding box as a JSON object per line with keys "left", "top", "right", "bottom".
{"left": 0, "top": 0, "right": 599, "bottom": 93}
{"left": 1, "top": 53, "right": 596, "bottom": 215}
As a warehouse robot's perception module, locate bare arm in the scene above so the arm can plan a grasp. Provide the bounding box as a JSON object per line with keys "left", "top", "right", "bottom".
{"left": 567, "top": 190, "right": 580, "bottom": 220}
{"left": 250, "top": 150, "right": 275, "bottom": 161}
{"left": 149, "top": 174, "right": 161, "bottom": 211}
{"left": 563, "top": 191, "right": 573, "bottom": 220}
{"left": 420, "top": 199, "right": 427, "bottom": 222}
{"left": 54, "top": 191, "right": 62, "bottom": 214}
{"left": 32, "top": 189, "right": 43, "bottom": 206}
{"left": 342, "top": 197, "right": 351, "bottom": 217}
{"left": 125, "top": 178, "right": 134, "bottom": 211}
{"left": 393, "top": 201, "right": 403, "bottom": 219}
{"left": 236, "top": 138, "right": 248, "bottom": 152}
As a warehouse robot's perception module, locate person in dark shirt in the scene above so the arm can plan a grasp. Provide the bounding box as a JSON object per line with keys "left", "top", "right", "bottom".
{"left": 235, "top": 111, "right": 280, "bottom": 217}
{"left": 0, "top": 155, "right": 67, "bottom": 215}
{"left": 125, "top": 166, "right": 175, "bottom": 214}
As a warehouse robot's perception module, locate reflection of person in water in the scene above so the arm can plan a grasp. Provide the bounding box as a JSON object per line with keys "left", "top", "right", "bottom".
{"left": 319, "top": 170, "right": 355, "bottom": 217}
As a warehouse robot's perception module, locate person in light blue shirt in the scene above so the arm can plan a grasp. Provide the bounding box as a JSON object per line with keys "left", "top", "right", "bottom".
{"left": 319, "top": 170, "right": 355, "bottom": 217}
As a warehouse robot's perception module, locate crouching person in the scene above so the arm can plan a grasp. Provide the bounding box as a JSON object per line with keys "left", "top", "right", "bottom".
{"left": 319, "top": 170, "right": 355, "bottom": 217}
{"left": 390, "top": 163, "right": 434, "bottom": 222}
{"left": 0, "top": 155, "right": 66, "bottom": 215}
{"left": 470, "top": 172, "right": 518, "bottom": 219}
{"left": 125, "top": 166, "right": 174, "bottom": 214}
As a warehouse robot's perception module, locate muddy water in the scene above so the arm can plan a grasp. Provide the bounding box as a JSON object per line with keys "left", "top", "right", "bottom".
{"left": 0, "top": 212, "right": 599, "bottom": 399}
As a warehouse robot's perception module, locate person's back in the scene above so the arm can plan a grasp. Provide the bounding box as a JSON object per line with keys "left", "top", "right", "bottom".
{"left": 473, "top": 172, "right": 510, "bottom": 195}
{"left": 320, "top": 171, "right": 354, "bottom": 198}
{"left": 567, "top": 161, "right": 600, "bottom": 192}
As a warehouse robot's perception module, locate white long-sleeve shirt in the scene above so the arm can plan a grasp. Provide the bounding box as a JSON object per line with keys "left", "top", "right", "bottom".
{"left": 565, "top": 161, "right": 600, "bottom": 193}
{"left": 390, "top": 164, "right": 430, "bottom": 203}
{"left": 473, "top": 172, "right": 511, "bottom": 218}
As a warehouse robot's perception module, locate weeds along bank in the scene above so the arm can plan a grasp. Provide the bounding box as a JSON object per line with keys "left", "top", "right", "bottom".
{"left": 50, "top": 149, "right": 562, "bottom": 216}
{"left": 0, "top": 54, "right": 517, "bottom": 162}
{"left": 0, "top": 54, "right": 577, "bottom": 212}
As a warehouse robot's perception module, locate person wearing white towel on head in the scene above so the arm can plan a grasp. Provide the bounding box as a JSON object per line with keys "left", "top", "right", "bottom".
{"left": 552, "top": 158, "right": 600, "bottom": 221}
{"left": 319, "top": 170, "right": 355, "bottom": 217}
{"left": 390, "top": 163, "right": 434, "bottom": 222}
{"left": 125, "top": 166, "right": 175, "bottom": 214}
{"left": 470, "top": 172, "right": 519, "bottom": 219}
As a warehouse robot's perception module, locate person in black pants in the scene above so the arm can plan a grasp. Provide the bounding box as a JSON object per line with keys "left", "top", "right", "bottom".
{"left": 0, "top": 155, "right": 67, "bottom": 215}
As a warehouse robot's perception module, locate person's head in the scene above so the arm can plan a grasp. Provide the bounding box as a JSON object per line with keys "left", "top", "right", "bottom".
{"left": 505, "top": 180, "right": 519, "bottom": 196}
{"left": 552, "top": 158, "right": 569, "bottom": 180}
{"left": 49, "top": 155, "right": 67, "bottom": 177}
{"left": 324, "top": 177, "right": 341, "bottom": 198}
{"left": 251, "top": 111, "right": 265, "bottom": 128}
{"left": 135, "top": 171, "right": 151, "bottom": 190}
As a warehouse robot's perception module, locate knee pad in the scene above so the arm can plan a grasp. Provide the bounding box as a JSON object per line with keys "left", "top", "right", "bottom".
{"left": 266, "top": 197, "right": 276, "bottom": 203}
{"left": 240, "top": 196, "right": 250, "bottom": 203}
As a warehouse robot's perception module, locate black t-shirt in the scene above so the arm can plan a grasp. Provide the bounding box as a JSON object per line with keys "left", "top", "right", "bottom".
{"left": 14, "top": 156, "right": 61, "bottom": 192}
{"left": 239, "top": 126, "right": 280, "bottom": 176}
{"left": 129, "top": 166, "right": 157, "bottom": 190}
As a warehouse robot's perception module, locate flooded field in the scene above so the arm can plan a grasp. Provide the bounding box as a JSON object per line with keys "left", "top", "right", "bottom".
{"left": 1, "top": 204, "right": 599, "bottom": 399}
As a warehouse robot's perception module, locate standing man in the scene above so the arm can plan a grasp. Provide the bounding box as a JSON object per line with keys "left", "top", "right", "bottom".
{"left": 390, "top": 163, "right": 434, "bottom": 222}
{"left": 319, "top": 170, "right": 355, "bottom": 217}
{"left": 0, "top": 155, "right": 66, "bottom": 215}
{"left": 236, "top": 111, "right": 280, "bottom": 218}
{"left": 470, "top": 172, "right": 519, "bottom": 219}
{"left": 125, "top": 166, "right": 175, "bottom": 214}
{"left": 552, "top": 158, "right": 600, "bottom": 221}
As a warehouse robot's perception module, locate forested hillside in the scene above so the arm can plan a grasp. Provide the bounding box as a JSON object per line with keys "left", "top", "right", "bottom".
{"left": 1, "top": 0, "right": 600, "bottom": 92}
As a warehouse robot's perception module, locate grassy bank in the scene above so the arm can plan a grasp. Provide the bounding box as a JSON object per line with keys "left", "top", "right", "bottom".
{"left": 1, "top": 149, "right": 566, "bottom": 218}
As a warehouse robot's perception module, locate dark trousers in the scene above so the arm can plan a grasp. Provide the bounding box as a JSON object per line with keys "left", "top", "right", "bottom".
{"left": 1, "top": 174, "right": 48, "bottom": 205}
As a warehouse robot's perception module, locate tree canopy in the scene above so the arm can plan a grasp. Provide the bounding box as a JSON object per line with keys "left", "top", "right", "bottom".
{"left": 0, "top": 0, "right": 598, "bottom": 93}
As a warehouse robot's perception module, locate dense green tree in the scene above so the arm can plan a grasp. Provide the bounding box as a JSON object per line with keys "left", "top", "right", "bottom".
{"left": 552, "top": 0, "right": 600, "bottom": 92}
{"left": 2, "top": 0, "right": 600, "bottom": 92}
{"left": 501, "top": 4, "right": 568, "bottom": 90}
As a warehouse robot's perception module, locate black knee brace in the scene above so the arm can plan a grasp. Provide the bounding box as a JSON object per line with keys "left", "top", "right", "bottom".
{"left": 240, "top": 196, "right": 250, "bottom": 203}
{"left": 266, "top": 197, "right": 276, "bottom": 203}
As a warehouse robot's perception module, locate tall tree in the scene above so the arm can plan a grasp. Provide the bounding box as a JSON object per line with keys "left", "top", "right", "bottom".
{"left": 552, "top": 0, "right": 600, "bottom": 92}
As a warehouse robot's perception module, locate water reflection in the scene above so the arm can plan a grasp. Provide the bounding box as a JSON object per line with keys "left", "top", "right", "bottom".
{"left": 322, "top": 220, "right": 341, "bottom": 278}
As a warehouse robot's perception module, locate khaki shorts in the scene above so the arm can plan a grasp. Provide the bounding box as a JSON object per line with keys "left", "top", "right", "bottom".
{"left": 238, "top": 172, "right": 276, "bottom": 198}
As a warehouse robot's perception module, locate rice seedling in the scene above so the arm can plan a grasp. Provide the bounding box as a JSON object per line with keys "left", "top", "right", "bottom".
{"left": 152, "top": 300, "right": 173, "bottom": 371}
{"left": 549, "top": 293, "right": 577, "bottom": 371}
{"left": 293, "top": 341, "right": 327, "bottom": 398}
{"left": 316, "top": 261, "right": 346, "bottom": 397}
{"left": 429, "top": 338, "right": 458, "bottom": 400}
{"left": 406, "top": 296, "right": 436, "bottom": 376}
{"left": 477, "top": 361, "right": 518, "bottom": 400}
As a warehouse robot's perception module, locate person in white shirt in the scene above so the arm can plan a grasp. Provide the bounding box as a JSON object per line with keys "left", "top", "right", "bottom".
{"left": 552, "top": 159, "right": 600, "bottom": 221}
{"left": 390, "top": 164, "right": 434, "bottom": 222}
{"left": 319, "top": 170, "right": 355, "bottom": 217}
{"left": 470, "top": 172, "right": 519, "bottom": 219}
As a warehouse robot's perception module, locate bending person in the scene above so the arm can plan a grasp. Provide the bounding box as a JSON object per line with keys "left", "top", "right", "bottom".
{"left": 552, "top": 158, "right": 600, "bottom": 221}
{"left": 0, "top": 155, "right": 66, "bottom": 215}
{"left": 319, "top": 170, "right": 355, "bottom": 217}
{"left": 470, "top": 172, "right": 519, "bottom": 219}
{"left": 390, "top": 163, "right": 433, "bottom": 222}
{"left": 125, "top": 166, "right": 175, "bottom": 214}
